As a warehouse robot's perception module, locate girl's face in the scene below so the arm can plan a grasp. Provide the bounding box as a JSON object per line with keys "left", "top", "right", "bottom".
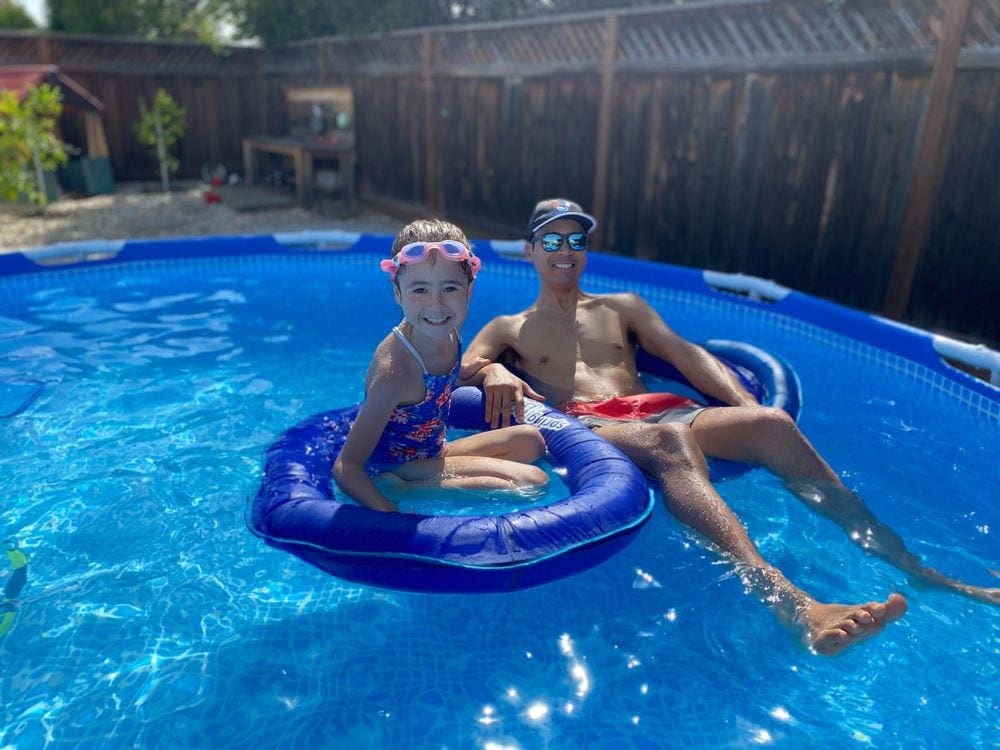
{"left": 393, "top": 256, "right": 473, "bottom": 343}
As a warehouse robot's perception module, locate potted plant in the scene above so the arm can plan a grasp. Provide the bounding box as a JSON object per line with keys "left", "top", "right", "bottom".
{"left": 134, "top": 88, "right": 187, "bottom": 192}
{"left": 0, "top": 83, "right": 67, "bottom": 208}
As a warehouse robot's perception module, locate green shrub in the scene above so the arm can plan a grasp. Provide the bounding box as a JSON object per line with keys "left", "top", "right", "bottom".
{"left": 134, "top": 88, "right": 187, "bottom": 191}
{"left": 0, "top": 83, "right": 67, "bottom": 207}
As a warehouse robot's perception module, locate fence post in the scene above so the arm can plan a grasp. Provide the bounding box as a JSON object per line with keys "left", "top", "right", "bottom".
{"left": 317, "top": 40, "right": 327, "bottom": 82}
{"left": 592, "top": 14, "right": 619, "bottom": 247}
{"left": 883, "top": 0, "right": 971, "bottom": 320}
{"left": 38, "top": 35, "right": 52, "bottom": 64}
{"left": 421, "top": 31, "right": 443, "bottom": 213}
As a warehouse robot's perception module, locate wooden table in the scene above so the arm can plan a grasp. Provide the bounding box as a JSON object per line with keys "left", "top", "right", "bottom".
{"left": 242, "top": 135, "right": 356, "bottom": 210}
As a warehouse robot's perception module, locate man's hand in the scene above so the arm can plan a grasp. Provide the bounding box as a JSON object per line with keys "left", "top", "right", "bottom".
{"left": 480, "top": 363, "right": 545, "bottom": 428}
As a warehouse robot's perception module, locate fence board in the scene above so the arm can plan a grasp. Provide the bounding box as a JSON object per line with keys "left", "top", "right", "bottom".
{"left": 912, "top": 68, "right": 1000, "bottom": 339}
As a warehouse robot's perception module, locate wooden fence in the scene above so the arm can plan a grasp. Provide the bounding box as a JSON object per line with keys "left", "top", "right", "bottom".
{"left": 0, "top": 31, "right": 268, "bottom": 181}
{"left": 2, "top": 0, "right": 999, "bottom": 343}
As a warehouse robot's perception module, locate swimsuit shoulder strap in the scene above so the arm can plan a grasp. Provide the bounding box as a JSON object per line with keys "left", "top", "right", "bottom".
{"left": 391, "top": 325, "right": 429, "bottom": 375}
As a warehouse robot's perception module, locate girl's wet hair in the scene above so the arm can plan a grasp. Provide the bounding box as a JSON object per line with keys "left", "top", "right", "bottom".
{"left": 391, "top": 219, "right": 475, "bottom": 282}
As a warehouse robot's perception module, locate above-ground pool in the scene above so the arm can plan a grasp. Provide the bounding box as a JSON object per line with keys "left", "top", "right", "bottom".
{"left": 1, "top": 233, "right": 997, "bottom": 748}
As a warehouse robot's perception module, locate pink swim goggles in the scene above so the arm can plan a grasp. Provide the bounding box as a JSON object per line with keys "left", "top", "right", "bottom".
{"left": 380, "top": 240, "right": 482, "bottom": 280}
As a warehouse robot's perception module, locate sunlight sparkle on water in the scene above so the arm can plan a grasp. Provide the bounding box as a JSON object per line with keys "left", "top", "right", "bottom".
{"left": 571, "top": 663, "right": 591, "bottom": 696}
{"left": 559, "top": 633, "right": 592, "bottom": 698}
{"left": 524, "top": 702, "right": 549, "bottom": 723}
{"left": 633, "top": 567, "right": 662, "bottom": 589}
{"left": 769, "top": 706, "right": 792, "bottom": 722}
{"left": 751, "top": 728, "right": 773, "bottom": 744}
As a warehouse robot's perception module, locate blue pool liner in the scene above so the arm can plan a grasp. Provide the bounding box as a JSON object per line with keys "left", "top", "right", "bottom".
{"left": 3, "top": 232, "right": 997, "bottom": 409}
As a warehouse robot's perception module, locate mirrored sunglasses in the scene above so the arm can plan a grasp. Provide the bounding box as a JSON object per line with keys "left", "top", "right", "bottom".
{"left": 535, "top": 231, "right": 588, "bottom": 253}
{"left": 380, "top": 241, "right": 482, "bottom": 279}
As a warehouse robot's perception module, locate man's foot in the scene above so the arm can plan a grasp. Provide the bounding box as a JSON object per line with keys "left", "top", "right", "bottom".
{"left": 796, "top": 593, "right": 908, "bottom": 656}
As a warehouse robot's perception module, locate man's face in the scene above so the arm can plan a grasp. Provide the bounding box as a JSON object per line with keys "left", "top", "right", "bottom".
{"left": 525, "top": 218, "right": 588, "bottom": 287}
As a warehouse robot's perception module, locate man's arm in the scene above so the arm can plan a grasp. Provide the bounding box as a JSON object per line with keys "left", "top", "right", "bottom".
{"left": 463, "top": 317, "right": 545, "bottom": 427}
{"left": 620, "top": 294, "right": 758, "bottom": 407}
{"left": 463, "top": 316, "right": 510, "bottom": 365}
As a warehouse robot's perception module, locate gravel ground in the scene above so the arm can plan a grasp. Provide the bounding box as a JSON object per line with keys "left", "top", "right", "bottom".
{"left": 0, "top": 181, "right": 405, "bottom": 252}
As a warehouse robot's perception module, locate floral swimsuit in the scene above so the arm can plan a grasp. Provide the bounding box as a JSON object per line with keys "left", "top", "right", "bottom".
{"left": 365, "top": 326, "right": 460, "bottom": 475}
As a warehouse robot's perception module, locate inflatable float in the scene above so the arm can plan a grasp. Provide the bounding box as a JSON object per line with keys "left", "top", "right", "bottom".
{"left": 249, "top": 340, "right": 800, "bottom": 593}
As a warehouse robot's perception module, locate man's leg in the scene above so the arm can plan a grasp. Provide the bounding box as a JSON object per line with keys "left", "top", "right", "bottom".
{"left": 596, "top": 421, "right": 906, "bottom": 655}
{"left": 690, "top": 406, "right": 1000, "bottom": 604}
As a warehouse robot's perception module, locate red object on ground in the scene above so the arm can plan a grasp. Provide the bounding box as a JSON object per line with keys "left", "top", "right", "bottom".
{"left": 204, "top": 191, "right": 221, "bottom": 204}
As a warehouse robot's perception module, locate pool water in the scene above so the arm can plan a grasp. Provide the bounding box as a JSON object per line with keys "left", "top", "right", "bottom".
{"left": 1, "top": 251, "right": 997, "bottom": 748}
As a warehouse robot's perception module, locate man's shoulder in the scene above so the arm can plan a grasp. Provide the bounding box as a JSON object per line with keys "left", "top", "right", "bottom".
{"left": 486, "top": 308, "right": 532, "bottom": 331}
{"left": 473, "top": 309, "right": 531, "bottom": 351}
{"left": 582, "top": 290, "right": 648, "bottom": 312}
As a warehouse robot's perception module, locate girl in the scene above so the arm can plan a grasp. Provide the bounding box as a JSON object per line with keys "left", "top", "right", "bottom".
{"left": 333, "top": 219, "right": 548, "bottom": 512}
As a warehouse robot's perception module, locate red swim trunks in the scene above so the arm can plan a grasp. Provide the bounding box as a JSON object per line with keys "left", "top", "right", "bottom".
{"left": 561, "top": 392, "right": 705, "bottom": 427}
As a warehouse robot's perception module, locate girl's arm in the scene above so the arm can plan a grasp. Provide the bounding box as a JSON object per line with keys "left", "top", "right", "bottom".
{"left": 333, "top": 373, "right": 403, "bottom": 512}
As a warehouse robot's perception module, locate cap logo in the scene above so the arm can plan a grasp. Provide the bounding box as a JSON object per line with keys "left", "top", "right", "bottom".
{"left": 554, "top": 200, "right": 572, "bottom": 213}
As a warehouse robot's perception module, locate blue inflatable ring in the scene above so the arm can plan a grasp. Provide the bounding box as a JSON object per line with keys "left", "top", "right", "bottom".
{"left": 249, "top": 339, "right": 800, "bottom": 593}
{"left": 250, "top": 389, "right": 652, "bottom": 593}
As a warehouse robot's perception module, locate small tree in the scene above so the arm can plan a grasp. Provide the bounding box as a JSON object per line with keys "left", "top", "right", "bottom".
{"left": 0, "top": 83, "right": 67, "bottom": 207}
{"left": 134, "top": 88, "right": 187, "bottom": 191}
{"left": 0, "top": 0, "right": 37, "bottom": 29}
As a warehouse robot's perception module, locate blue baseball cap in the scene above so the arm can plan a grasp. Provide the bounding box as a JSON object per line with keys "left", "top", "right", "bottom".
{"left": 525, "top": 198, "right": 597, "bottom": 240}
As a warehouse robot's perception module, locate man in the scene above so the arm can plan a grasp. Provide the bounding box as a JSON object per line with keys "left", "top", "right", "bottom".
{"left": 464, "top": 198, "right": 998, "bottom": 656}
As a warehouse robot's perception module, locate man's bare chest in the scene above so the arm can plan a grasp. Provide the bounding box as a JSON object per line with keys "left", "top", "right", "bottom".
{"left": 517, "top": 310, "right": 630, "bottom": 371}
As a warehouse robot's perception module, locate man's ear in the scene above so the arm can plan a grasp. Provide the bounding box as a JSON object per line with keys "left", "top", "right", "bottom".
{"left": 392, "top": 282, "right": 402, "bottom": 305}
{"left": 467, "top": 278, "right": 475, "bottom": 301}
{"left": 523, "top": 240, "right": 532, "bottom": 259}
